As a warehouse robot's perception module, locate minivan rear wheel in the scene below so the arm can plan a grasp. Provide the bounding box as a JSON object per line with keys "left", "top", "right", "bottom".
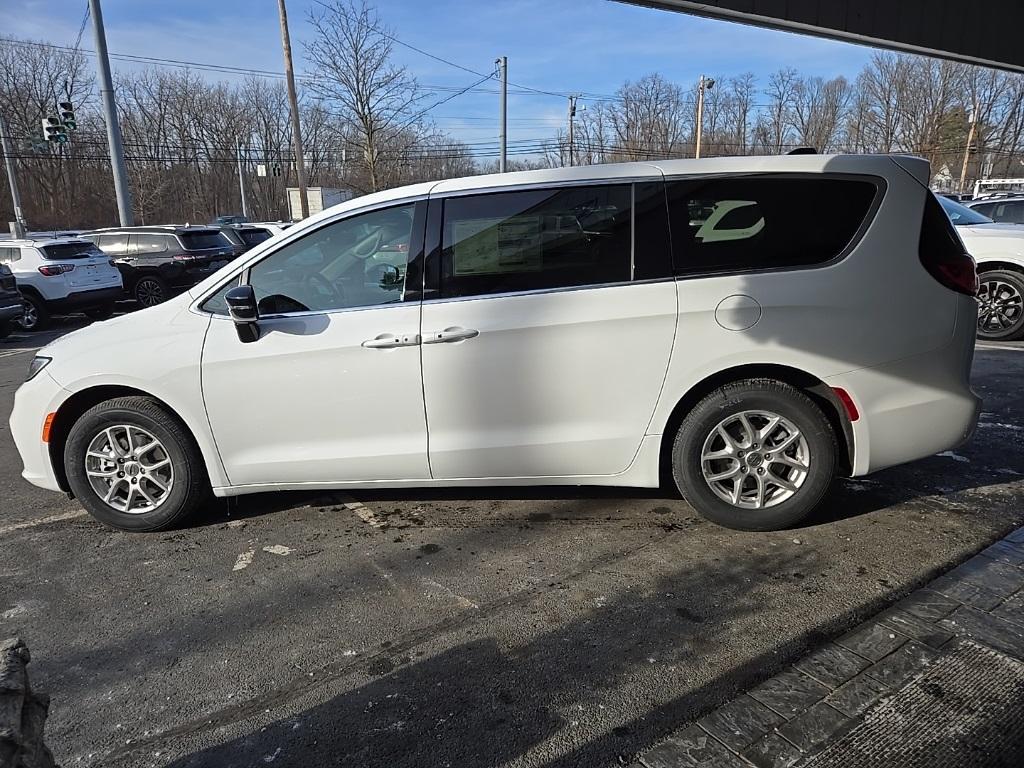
{"left": 671, "top": 379, "right": 837, "bottom": 531}
{"left": 977, "top": 269, "right": 1024, "bottom": 341}
{"left": 64, "top": 396, "right": 209, "bottom": 532}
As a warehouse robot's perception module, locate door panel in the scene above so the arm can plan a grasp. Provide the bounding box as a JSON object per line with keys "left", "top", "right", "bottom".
{"left": 421, "top": 282, "right": 677, "bottom": 479}
{"left": 202, "top": 306, "right": 427, "bottom": 486}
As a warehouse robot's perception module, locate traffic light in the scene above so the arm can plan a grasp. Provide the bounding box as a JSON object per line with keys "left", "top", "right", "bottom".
{"left": 41, "top": 116, "right": 67, "bottom": 143}
{"left": 58, "top": 102, "right": 77, "bottom": 131}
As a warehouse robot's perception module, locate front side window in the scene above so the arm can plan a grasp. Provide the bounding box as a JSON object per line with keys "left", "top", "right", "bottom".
{"left": 668, "top": 176, "right": 879, "bottom": 275}
{"left": 440, "top": 185, "right": 632, "bottom": 299}
{"left": 245, "top": 203, "right": 416, "bottom": 315}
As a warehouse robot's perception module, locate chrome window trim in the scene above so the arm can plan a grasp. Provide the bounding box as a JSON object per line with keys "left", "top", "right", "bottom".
{"left": 420, "top": 277, "right": 675, "bottom": 306}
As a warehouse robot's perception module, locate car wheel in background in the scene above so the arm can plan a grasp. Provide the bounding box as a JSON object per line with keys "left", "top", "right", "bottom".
{"left": 64, "top": 396, "right": 209, "bottom": 532}
{"left": 671, "top": 379, "right": 837, "bottom": 531}
{"left": 84, "top": 303, "right": 115, "bottom": 321}
{"left": 134, "top": 277, "right": 167, "bottom": 307}
{"left": 17, "top": 294, "right": 48, "bottom": 332}
{"left": 977, "top": 270, "right": 1024, "bottom": 341}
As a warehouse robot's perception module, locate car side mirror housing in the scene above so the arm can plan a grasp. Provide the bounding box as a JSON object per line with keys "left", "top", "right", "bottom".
{"left": 225, "top": 284, "right": 260, "bottom": 343}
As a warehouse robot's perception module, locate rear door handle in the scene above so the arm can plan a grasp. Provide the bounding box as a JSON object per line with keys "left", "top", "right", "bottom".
{"left": 423, "top": 327, "right": 479, "bottom": 344}
{"left": 362, "top": 333, "right": 420, "bottom": 349}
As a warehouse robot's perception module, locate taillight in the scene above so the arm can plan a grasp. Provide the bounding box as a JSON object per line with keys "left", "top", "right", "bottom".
{"left": 38, "top": 264, "right": 75, "bottom": 276}
{"left": 921, "top": 252, "right": 978, "bottom": 296}
{"left": 919, "top": 193, "right": 979, "bottom": 296}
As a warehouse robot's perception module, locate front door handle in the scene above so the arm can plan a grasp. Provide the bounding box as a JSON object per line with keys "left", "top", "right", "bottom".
{"left": 423, "top": 327, "right": 480, "bottom": 344}
{"left": 362, "top": 333, "right": 420, "bottom": 349}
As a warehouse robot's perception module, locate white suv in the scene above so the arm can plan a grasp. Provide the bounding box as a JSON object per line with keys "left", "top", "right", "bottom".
{"left": 9, "top": 154, "right": 981, "bottom": 533}
{"left": 0, "top": 238, "right": 124, "bottom": 331}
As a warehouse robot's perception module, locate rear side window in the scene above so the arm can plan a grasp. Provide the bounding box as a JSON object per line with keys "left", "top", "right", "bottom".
{"left": 133, "top": 234, "right": 169, "bottom": 253}
{"left": 96, "top": 234, "right": 128, "bottom": 254}
{"left": 0, "top": 246, "right": 20, "bottom": 262}
{"left": 440, "top": 185, "right": 632, "bottom": 299}
{"left": 180, "top": 231, "right": 230, "bottom": 250}
{"left": 667, "top": 176, "right": 879, "bottom": 275}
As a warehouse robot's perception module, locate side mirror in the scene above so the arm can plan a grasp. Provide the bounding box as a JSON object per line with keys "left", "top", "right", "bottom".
{"left": 225, "top": 284, "right": 259, "bottom": 343}
{"left": 379, "top": 264, "right": 402, "bottom": 287}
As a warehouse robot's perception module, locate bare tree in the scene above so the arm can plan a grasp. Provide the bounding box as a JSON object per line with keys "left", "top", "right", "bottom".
{"left": 305, "top": 0, "right": 425, "bottom": 192}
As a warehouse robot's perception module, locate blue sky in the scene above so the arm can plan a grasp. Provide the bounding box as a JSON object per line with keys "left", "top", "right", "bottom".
{"left": 7, "top": 0, "right": 877, "bottom": 151}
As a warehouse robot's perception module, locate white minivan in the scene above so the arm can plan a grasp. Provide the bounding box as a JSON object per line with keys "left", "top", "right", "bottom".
{"left": 9, "top": 155, "right": 981, "bottom": 532}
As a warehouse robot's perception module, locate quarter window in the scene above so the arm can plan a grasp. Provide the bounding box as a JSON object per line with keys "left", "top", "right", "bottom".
{"left": 245, "top": 203, "right": 416, "bottom": 315}
{"left": 667, "top": 176, "right": 879, "bottom": 275}
{"left": 439, "top": 185, "right": 633, "bottom": 299}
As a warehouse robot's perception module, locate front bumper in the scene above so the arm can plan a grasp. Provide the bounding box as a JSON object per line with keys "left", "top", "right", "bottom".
{"left": 9, "top": 370, "right": 68, "bottom": 493}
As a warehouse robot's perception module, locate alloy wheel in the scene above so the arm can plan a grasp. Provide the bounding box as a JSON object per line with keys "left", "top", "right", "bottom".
{"left": 978, "top": 278, "right": 1024, "bottom": 336}
{"left": 136, "top": 279, "right": 165, "bottom": 307}
{"left": 84, "top": 424, "right": 174, "bottom": 513}
{"left": 700, "top": 410, "right": 811, "bottom": 509}
{"left": 17, "top": 302, "right": 37, "bottom": 331}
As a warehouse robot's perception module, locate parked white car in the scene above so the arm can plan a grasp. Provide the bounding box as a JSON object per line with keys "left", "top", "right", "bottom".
{"left": 10, "top": 155, "right": 980, "bottom": 533}
{"left": 0, "top": 238, "right": 123, "bottom": 331}
{"left": 938, "top": 196, "right": 1024, "bottom": 340}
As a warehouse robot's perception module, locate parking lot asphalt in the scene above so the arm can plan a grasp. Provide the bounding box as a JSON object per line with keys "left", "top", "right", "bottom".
{"left": 1, "top": 325, "right": 1023, "bottom": 768}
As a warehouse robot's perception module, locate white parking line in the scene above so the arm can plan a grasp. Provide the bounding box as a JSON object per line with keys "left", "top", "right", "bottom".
{"left": 0, "top": 348, "right": 36, "bottom": 358}
{"left": 341, "top": 496, "right": 385, "bottom": 527}
{"left": 0, "top": 510, "right": 88, "bottom": 536}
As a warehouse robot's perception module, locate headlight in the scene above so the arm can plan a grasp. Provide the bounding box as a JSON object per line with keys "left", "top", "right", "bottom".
{"left": 26, "top": 356, "right": 51, "bottom": 381}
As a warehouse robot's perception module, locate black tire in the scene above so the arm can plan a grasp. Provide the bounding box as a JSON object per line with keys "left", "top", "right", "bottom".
{"left": 84, "top": 303, "right": 115, "bottom": 321}
{"left": 134, "top": 276, "right": 167, "bottom": 307}
{"left": 17, "top": 294, "right": 48, "bottom": 332}
{"left": 671, "top": 379, "right": 837, "bottom": 531}
{"left": 64, "top": 396, "right": 209, "bottom": 532}
{"left": 0, "top": 320, "right": 10, "bottom": 340}
{"left": 977, "top": 269, "right": 1024, "bottom": 341}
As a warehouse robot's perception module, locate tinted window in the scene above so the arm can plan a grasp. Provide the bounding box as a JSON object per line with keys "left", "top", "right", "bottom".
{"left": 970, "top": 202, "right": 995, "bottom": 218}
{"left": 133, "top": 234, "right": 169, "bottom": 253}
{"left": 667, "top": 176, "right": 878, "bottom": 275}
{"left": 239, "top": 228, "right": 272, "bottom": 247}
{"left": 440, "top": 185, "right": 632, "bottom": 299}
{"left": 96, "top": 234, "right": 129, "bottom": 254}
{"left": 921, "top": 192, "right": 968, "bottom": 263}
{"left": 180, "top": 231, "right": 230, "bottom": 250}
{"left": 0, "top": 247, "right": 20, "bottom": 262}
{"left": 40, "top": 242, "right": 106, "bottom": 260}
{"left": 247, "top": 204, "right": 415, "bottom": 315}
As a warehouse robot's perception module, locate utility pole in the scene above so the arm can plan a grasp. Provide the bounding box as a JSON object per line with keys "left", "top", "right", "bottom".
{"left": 695, "top": 75, "right": 715, "bottom": 160}
{"left": 497, "top": 56, "right": 508, "bottom": 173}
{"left": 0, "top": 116, "right": 26, "bottom": 238}
{"left": 277, "top": 0, "right": 309, "bottom": 220}
{"left": 959, "top": 104, "right": 979, "bottom": 195}
{"left": 566, "top": 94, "right": 578, "bottom": 167}
{"left": 236, "top": 139, "right": 250, "bottom": 219}
{"left": 89, "top": 0, "right": 133, "bottom": 225}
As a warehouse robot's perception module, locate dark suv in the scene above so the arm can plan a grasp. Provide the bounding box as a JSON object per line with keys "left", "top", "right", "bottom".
{"left": 0, "top": 262, "right": 22, "bottom": 338}
{"left": 82, "top": 226, "right": 241, "bottom": 307}
{"left": 215, "top": 224, "right": 275, "bottom": 252}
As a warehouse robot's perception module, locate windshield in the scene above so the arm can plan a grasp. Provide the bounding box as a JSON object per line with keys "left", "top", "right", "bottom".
{"left": 938, "top": 195, "right": 993, "bottom": 226}
{"left": 40, "top": 242, "right": 106, "bottom": 260}
{"left": 180, "top": 231, "right": 232, "bottom": 250}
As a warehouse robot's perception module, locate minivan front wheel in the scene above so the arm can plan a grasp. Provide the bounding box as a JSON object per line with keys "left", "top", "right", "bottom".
{"left": 671, "top": 379, "right": 837, "bottom": 531}
{"left": 65, "top": 396, "right": 208, "bottom": 531}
